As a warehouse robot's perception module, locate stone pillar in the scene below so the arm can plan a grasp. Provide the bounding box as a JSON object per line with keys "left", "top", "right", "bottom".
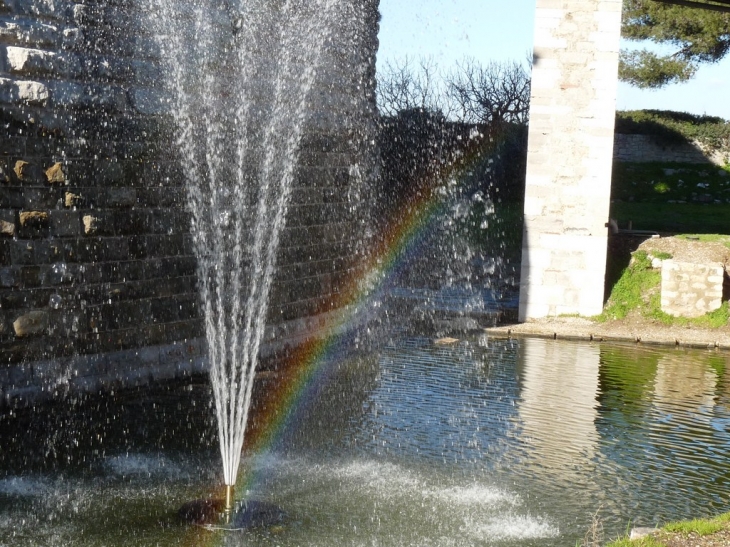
{"left": 519, "top": 0, "right": 622, "bottom": 320}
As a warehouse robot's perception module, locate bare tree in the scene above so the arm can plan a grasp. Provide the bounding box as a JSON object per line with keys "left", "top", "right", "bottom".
{"left": 376, "top": 56, "right": 448, "bottom": 117}
{"left": 446, "top": 58, "right": 531, "bottom": 126}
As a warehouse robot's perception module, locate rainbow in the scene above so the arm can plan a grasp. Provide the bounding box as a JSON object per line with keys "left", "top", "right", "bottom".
{"left": 183, "top": 124, "right": 514, "bottom": 543}
{"left": 237, "top": 124, "right": 512, "bottom": 485}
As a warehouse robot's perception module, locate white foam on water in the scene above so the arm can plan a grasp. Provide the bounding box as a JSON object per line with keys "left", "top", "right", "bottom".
{"left": 242, "top": 455, "right": 556, "bottom": 545}
{"left": 283, "top": 457, "right": 519, "bottom": 510}
{"left": 0, "top": 476, "right": 54, "bottom": 497}
{"left": 466, "top": 513, "right": 559, "bottom": 541}
{"left": 426, "top": 484, "right": 519, "bottom": 507}
{"left": 104, "top": 453, "right": 182, "bottom": 478}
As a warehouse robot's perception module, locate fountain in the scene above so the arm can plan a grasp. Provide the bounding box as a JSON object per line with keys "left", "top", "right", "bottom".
{"left": 148, "top": 0, "right": 357, "bottom": 525}
{"left": 4, "top": 0, "right": 730, "bottom": 544}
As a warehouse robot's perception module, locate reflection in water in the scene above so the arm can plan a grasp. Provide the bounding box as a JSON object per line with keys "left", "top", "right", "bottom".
{"left": 3, "top": 339, "right": 730, "bottom": 545}
{"left": 597, "top": 345, "right": 730, "bottom": 524}
{"left": 654, "top": 352, "right": 718, "bottom": 416}
{"left": 516, "top": 338, "right": 600, "bottom": 473}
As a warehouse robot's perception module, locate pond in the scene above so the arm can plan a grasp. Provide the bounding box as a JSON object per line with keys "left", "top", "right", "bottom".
{"left": 2, "top": 336, "right": 730, "bottom": 546}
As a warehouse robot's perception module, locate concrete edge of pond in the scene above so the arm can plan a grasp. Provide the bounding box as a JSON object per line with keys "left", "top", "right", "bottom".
{"left": 484, "top": 318, "right": 730, "bottom": 351}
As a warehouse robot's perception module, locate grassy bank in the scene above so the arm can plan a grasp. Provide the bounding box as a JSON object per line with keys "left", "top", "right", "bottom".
{"left": 598, "top": 249, "right": 730, "bottom": 328}
{"left": 606, "top": 512, "right": 730, "bottom": 546}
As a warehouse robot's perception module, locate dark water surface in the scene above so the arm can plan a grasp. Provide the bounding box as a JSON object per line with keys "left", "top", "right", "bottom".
{"left": 2, "top": 337, "right": 730, "bottom": 546}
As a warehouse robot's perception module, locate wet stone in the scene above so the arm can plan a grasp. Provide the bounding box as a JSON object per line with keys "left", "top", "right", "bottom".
{"left": 0, "top": 219, "right": 15, "bottom": 236}
{"left": 64, "top": 191, "right": 83, "bottom": 207}
{"left": 19, "top": 210, "right": 49, "bottom": 227}
{"left": 82, "top": 214, "right": 99, "bottom": 235}
{"left": 13, "top": 160, "right": 29, "bottom": 180}
{"left": 49, "top": 210, "right": 81, "bottom": 237}
{"left": 22, "top": 187, "right": 60, "bottom": 210}
{"left": 45, "top": 162, "right": 66, "bottom": 184}
{"left": 13, "top": 310, "right": 49, "bottom": 337}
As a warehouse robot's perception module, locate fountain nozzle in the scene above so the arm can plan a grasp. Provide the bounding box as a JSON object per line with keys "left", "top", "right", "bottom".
{"left": 224, "top": 484, "right": 234, "bottom": 522}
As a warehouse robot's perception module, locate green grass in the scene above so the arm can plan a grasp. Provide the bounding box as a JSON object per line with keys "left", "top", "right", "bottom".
{"left": 598, "top": 251, "right": 660, "bottom": 321}
{"left": 611, "top": 161, "right": 730, "bottom": 234}
{"left": 606, "top": 512, "right": 730, "bottom": 546}
{"left": 612, "top": 162, "right": 730, "bottom": 204}
{"left": 650, "top": 251, "right": 673, "bottom": 260}
{"left": 605, "top": 537, "right": 665, "bottom": 547}
{"left": 676, "top": 233, "right": 730, "bottom": 249}
{"left": 598, "top": 249, "right": 730, "bottom": 328}
{"left": 663, "top": 518, "right": 724, "bottom": 535}
{"left": 610, "top": 201, "right": 730, "bottom": 234}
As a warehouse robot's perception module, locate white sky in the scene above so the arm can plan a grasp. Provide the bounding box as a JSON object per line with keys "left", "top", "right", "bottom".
{"left": 377, "top": 0, "right": 730, "bottom": 120}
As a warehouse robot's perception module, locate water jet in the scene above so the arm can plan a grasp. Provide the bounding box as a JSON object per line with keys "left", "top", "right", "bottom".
{"left": 151, "top": 0, "right": 377, "bottom": 513}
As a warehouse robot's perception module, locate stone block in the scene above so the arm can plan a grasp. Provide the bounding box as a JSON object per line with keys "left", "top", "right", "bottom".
{"left": 81, "top": 54, "right": 135, "bottom": 82}
{"left": 49, "top": 81, "right": 129, "bottom": 112}
{"left": 0, "top": 187, "right": 23, "bottom": 208}
{"left": 8, "top": 240, "right": 35, "bottom": 265}
{"left": 165, "top": 319, "right": 203, "bottom": 342}
{"left": 45, "top": 162, "right": 66, "bottom": 184}
{"left": 103, "top": 187, "right": 136, "bottom": 208}
{"left": 23, "top": 187, "right": 60, "bottom": 209}
{"left": 0, "top": 18, "right": 61, "bottom": 48}
{"left": 82, "top": 214, "right": 99, "bottom": 235}
{"left": 18, "top": 265, "right": 43, "bottom": 286}
{"left": 13, "top": 310, "right": 49, "bottom": 337}
{"left": 0, "top": 76, "right": 49, "bottom": 105}
{"left": 18, "top": 210, "right": 50, "bottom": 238}
{"left": 135, "top": 187, "right": 183, "bottom": 208}
{"left": 0, "top": 209, "right": 15, "bottom": 236}
{"left": 5, "top": 46, "right": 79, "bottom": 77}
{"left": 0, "top": 267, "right": 17, "bottom": 288}
{"left": 122, "top": 209, "right": 153, "bottom": 234}
{"left": 130, "top": 87, "right": 168, "bottom": 115}
{"left": 49, "top": 209, "right": 80, "bottom": 237}
{"left": 661, "top": 260, "right": 724, "bottom": 317}
{"left": 103, "top": 237, "right": 130, "bottom": 261}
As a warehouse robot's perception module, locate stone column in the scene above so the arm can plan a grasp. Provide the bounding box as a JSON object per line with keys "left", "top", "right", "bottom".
{"left": 519, "top": 0, "right": 622, "bottom": 320}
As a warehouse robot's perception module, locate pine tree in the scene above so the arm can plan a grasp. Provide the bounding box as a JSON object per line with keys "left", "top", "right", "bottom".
{"left": 621, "top": 0, "right": 730, "bottom": 88}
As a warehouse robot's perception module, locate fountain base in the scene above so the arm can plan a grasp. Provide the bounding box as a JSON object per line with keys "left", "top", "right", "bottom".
{"left": 178, "top": 498, "right": 287, "bottom": 530}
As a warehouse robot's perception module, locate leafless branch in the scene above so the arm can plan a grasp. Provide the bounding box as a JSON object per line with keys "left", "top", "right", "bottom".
{"left": 376, "top": 56, "right": 450, "bottom": 117}
{"left": 445, "top": 58, "right": 531, "bottom": 125}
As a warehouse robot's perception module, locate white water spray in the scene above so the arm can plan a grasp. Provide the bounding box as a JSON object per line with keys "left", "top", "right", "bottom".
{"left": 150, "top": 0, "right": 340, "bottom": 487}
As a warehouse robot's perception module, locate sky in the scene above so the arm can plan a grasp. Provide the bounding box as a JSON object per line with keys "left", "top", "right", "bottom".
{"left": 377, "top": 0, "right": 730, "bottom": 120}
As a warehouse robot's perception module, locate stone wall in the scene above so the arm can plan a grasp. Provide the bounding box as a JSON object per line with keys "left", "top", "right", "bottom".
{"left": 614, "top": 134, "right": 730, "bottom": 166}
{"left": 660, "top": 260, "right": 725, "bottom": 318}
{"left": 0, "top": 0, "right": 380, "bottom": 407}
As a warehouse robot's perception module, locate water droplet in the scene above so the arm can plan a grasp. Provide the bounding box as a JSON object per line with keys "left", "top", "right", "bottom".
{"left": 49, "top": 294, "right": 63, "bottom": 309}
